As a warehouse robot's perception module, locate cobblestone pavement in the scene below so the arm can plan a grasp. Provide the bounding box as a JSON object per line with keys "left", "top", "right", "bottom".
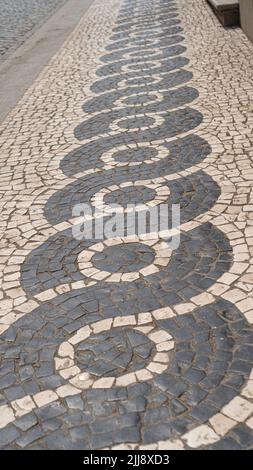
{"left": 0, "top": 0, "right": 66, "bottom": 62}
{"left": 1, "top": 0, "right": 253, "bottom": 450}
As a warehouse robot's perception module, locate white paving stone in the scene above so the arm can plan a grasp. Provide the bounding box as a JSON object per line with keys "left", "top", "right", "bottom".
{"left": 158, "top": 439, "right": 185, "bottom": 450}
{"left": 56, "top": 385, "right": 80, "bottom": 398}
{"left": 12, "top": 395, "right": 36, "bottom": 417}
{"left": 113, "top": 315, "right": 136, "bottom": 327}
{"left": 69, "top": 326, "right": 91, "bottom": 345}
{"left": 222, "top": 397, "right": 253, "bottom": 422}
{"left": 183, "top": 425, "right": 219, "bottom": 448}
{"left": 0, "top": 405, "right": 15, "bottom": 429}
{"left": 93, "top": 377, "right": 115, "bottom": 388}
{"left": 33, "top": 390, "right": 58, "bottom": 407}
{"left": 209, "top": 413, "right": 236, "bottom": 436}
{"left": 149, "top": 330, "right": 173, "bottom": 344}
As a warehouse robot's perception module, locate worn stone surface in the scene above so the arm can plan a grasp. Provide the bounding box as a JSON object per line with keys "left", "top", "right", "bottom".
{"left": 0, "top": 0, "right": 66, "bottom": 62}
{"left": 0, "top": 0, "right": 253, "bottom": 451}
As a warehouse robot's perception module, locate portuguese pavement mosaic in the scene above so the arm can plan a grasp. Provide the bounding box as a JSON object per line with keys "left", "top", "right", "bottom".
{"left": 0, "top": 0, "right": 253, "bottom": 450}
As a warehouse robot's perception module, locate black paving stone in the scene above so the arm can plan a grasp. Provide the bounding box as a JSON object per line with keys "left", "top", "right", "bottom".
{"left": 207, "top": 437, "right": 241, "bottom": 450}
{"left": 35, "top": 403, "right": 66, "bottom": 421}
{"left": 230, "top": 425, "right": 253, "bottom": 448}
{"left": 15, "top": 425, "right": 44, "bottom": 448}
{"left": 0, "top": 425, "right": 20, "bottom": 448}
{"left": 143, "top": 424, "right": 172, "bottom": 444}
{"left": 14, "top": 413, "right": 38, "bottom": 432}
{"left": 65, "top": 395, "right": 84, "bottom": 410}
{"left": 69, "top": 425, "right": 90, "bottom": 441}
{"left": 189, "top": 402, "right": 220, "bottom": 422}
{"left": 0, "top": 0, "right": 251, "bottom": 451}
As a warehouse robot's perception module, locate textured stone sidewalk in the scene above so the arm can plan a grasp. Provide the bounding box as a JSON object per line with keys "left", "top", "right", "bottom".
{"left": 0, "top": 0, "right": 66, "bottom": 62}
{"left": 0, "top": 0, "right": 253, "bottom": 450}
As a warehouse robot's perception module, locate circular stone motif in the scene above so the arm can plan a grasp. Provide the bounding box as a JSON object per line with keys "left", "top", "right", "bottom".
{"left": 75, "top": 328, "right": 155, "bottom": 377}
{"left": 115, "top": 91, "right": 164, "bottom": 109}
{"left": 128, "top": 49, "right": 158, "bottom": 58}
{"left": 92, "top": 243, "right": 155, "bottom": 273}
{"left": 113, "top": 114, "right": 156, "bottom": 131}
{"left": 91, "top": 180, "right": 170, "bottom": 213}
{"left": 123, "top": 93, "right": 157, "bottom": 106}
{"left": 77, "top": 238, "right": 172, "bottom": 282}
{"left": 121, "top": 61, "right": 164, "bottom": 74}
{"left": 104, "top": 186, "right": 156, "bottom": 206}
{"left": 118, "top": 76, "right": 160, "bottom": 88}
{"left": 112, "top": 146, "right": 158, "bottom": 163}
{"left": 126, "top": 62, "right": 160, "bottom": 71}
{"left": 54, "top": 312, "right": 175, "bottom": 390}
{"left": 122, "top": 93, "right": 160, "bottom": 106}
{"left": 100, "top": 143, "right": 169, "bottom": 168}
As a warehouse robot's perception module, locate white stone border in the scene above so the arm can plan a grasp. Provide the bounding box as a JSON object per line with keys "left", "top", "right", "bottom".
{"left": 110, "top": 112, "right": 164, "bottom": 133}
{"left": 117, "top": 73, "right": 163, "bottom": 88}
{"left": 115, "top": 90, "right": 164, "bottom": 109}
{"left": 91, "top": 179, "right": 170, "bottom": 212}
{"left": 77, "top": 237, "right": 172, "bottom": 282}
{"left": 1, "top": 0, "right": 253, "bottom": 451}
{"left": 120, "top": 55, "right": 186, "bottom": 74}
{"left": 100, "top": 142, "right": 169, "bottom": 168}
{"left": 55, "top": 311, "right": 175, "bottom": 390}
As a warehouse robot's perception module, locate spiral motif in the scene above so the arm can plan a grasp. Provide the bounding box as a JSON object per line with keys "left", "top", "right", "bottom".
{"left": 1, "top": 0, "right": 253, "bottom": 450}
